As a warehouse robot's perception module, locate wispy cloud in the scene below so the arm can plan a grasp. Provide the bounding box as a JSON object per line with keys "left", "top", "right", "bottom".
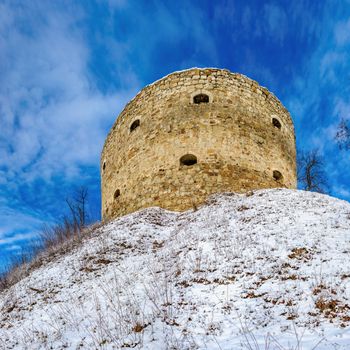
{"left": 335, "top": 19, "right": 350, "bottom": 45}
{"left": 284, "top": 2, "right": 350, "bottom": 200}
{"left": 262, "top": 3, "right": 287, "bottom": 45}
{"left": 0, "top": 1, "right": 137, "bottom": 257}
{"left": 0, "top": 232, "right": 38, "bottom": 246}
{"left": 0, "top": 2, "right": 134, "bottom": 180}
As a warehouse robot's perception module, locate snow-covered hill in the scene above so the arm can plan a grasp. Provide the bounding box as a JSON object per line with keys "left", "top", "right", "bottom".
{"left": 1, "top": 189, "right": 350, "bottom": 349}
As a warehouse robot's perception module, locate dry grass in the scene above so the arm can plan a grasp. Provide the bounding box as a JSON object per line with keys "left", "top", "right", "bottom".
{"left": 288, "top": 247, "right": 310, "bottom": 260}
{"left": 0, "top": 221, "right": 102, "bottom": 293}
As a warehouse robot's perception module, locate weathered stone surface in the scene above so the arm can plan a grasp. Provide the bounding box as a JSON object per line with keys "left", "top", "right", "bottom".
{"left": 101, "top": 68, "right": 297, "bottom": 220}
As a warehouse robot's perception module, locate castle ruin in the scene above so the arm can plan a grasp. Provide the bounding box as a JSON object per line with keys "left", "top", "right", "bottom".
{"left": 101, "top": 68, "right": 296, "bottom": 220}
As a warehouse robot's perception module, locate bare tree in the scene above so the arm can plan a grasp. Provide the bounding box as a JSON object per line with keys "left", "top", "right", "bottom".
{"left": 335, "top": 118, "right": 350, "bottom": 150}
{"left": 65, "top": 186, "right": 89, "bottom": 231}
{"left": 0, "top": 186, "right": 93, "bottom": 292}
{"left": 297, "top": 149, "right": 329, "bottom": 194}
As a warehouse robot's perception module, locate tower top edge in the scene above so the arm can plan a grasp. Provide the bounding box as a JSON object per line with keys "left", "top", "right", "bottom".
{"left": 101, "top": 67, "right": 293, "bottom": 158}
{"left": 146, "top": 67, "right": 255, "bottom": 89}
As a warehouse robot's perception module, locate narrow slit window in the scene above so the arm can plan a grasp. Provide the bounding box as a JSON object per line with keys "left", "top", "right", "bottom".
{"left": 130, "top": 119, "right": 140, "bottom": 132}
{"left": 193, "top": 94, "right": 209, "bottom": 104}
{"left": 114, "top": 189, "right": 120, "bottom": 199}
{"left": 103, "top": 162, "right": 106, "bottom": 171}
{"left": 272, "top": 118, "right": 282, "bottom": 129}
{"left": 180, "top": 154, "right": 197, "bottom": 166}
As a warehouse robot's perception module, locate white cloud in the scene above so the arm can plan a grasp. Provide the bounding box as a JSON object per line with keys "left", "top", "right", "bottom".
{"left": 282, "top": 4, "right": 350, "bottom": 202}
{"left": 0, "top": 1, "right": 137, "bottom": 183}
{"left": 4, "top": 244, "right": 22, "bottom": 252}
{"left": 262, "top": 3, "right": 287, "bottom": 45}
{"left": 318, "top": 50, "right": 348, "bottom": 87}
{"left": 0, "top": 232, "right": 38, "bottom": 246}
{"left": 0, "top": 206, "right": 43, "bottom": 245}
{"left": 335, "top": 19, "right": 350, "bottom": 45}
{"left": 334, "top": 98, "right": 350, "bottom": 120}
{"left": 0, "top": 1, "right": 141, "bottom": 254}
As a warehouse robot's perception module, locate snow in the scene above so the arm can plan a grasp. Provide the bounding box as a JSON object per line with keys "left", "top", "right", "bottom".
{"left": 1, "top": 189, "right": 350, "bottom": 349}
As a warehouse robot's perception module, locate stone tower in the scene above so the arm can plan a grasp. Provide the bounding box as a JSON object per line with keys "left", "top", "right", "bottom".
{"left": 101, "top": 68, "right": 296, "bottom": 220}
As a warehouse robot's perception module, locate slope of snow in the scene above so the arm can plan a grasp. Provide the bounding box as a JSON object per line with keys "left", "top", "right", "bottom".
{"left": 1, "top": 189, "right": 350, "bottom": 349}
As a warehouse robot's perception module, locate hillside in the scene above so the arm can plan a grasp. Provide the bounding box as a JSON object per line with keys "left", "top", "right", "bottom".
{"left": 1, "top": 189, "right": 350, "bottom": 349}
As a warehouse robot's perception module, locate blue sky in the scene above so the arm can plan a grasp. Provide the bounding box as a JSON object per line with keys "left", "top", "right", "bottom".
{"left": 1, "top": 0, "right": 350, "bottom": 269}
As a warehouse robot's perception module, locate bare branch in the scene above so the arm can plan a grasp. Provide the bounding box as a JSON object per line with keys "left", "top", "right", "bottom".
{"left": 335, "top": 118, "right": 350, "bottom": 150}
{"left": 297, "top": 149, "right": 329, "bottom": 194}
{"left": 65, "top": 186, "right": 89, "bottom": 231}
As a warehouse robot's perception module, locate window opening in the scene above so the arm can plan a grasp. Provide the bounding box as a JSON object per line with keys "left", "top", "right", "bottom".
{"left": 273, "top": 170, "right": 283, "bottom": 181}
{"left": 180, "top": 154, "right": 197, "bottom": 166}
{"left": 114, "top": 189, "right": 120, "bottom": 199}
{"left": 193, "top": 94, "right": 209, "bottom": 104}
{"left": 272, "top": 118, "right": 282, "bottom": 129}
{"left": 130, "top": 119, "right": 140, "bottom": 132}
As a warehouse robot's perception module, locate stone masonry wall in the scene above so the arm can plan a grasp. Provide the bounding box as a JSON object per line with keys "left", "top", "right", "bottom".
{"left": 101, "top": 68, "right": 297, "bottom": 220}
